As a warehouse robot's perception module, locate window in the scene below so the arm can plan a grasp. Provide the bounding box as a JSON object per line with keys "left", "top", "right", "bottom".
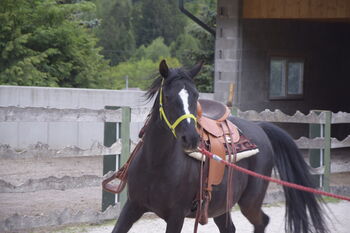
{"left": 269, "top": 57, "right": 304, "bottom": 99}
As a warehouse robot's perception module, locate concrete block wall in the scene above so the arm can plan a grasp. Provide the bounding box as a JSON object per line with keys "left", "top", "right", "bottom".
{"left": 214, "top": 0, "right": 242, "bottom": 103}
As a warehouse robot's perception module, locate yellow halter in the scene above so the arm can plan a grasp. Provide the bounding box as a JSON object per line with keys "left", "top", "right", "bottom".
{"left": 159, "top": 79, "right": 197, "bottom": 137}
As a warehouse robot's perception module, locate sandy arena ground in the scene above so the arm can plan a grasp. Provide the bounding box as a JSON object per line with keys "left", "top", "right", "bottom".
{"left": 47, "top": 201, "right": 350, "bottom": 233}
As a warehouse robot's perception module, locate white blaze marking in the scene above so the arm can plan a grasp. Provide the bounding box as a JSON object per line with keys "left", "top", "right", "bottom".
{"left": 178, "top": 87, "right": 191, "bottom": 123}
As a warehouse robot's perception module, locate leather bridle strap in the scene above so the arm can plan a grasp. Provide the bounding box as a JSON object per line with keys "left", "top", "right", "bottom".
{"left": 159, "top": 79, "right": 197, "bottom": 137}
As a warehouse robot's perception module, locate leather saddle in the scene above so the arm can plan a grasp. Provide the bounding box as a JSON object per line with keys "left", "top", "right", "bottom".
{"left": 198, "top": 99, "right": 230, "bottom": 121}
{"left": 196, "top": 99, "right": 239, "bottom": 187}
{"left": 193, "top": 99, "right": 258, "bottom": 225}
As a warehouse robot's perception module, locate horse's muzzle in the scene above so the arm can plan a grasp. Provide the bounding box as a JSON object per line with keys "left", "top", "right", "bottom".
{"left": 181, "top": 131, "right": 200, "bottom": 151}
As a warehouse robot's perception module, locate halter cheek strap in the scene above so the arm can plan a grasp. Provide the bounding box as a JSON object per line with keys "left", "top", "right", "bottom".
{"left": 159, "top": 79, "right": 197, "bottom": 138}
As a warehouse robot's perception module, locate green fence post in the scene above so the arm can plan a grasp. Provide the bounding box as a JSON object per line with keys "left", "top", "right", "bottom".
{"left": 231, "top": 106, "right": 238, "bottom": 116}
{"left": 323, "top": 111, "right": 332, "bottom": 192}
{"left": 309, "top": 110, "right": 325, "bottom": 188}
{"left": 102, "top": 106, "right": 119, "bottom": 212}
{"left": 309, "top": 121, "right": 322, "bottom": 188}
{"left": 119, "top": 107, "right": 131, "bottom": 209}
{"left": 309, "top": 110, "right": 332, "bottom": 191}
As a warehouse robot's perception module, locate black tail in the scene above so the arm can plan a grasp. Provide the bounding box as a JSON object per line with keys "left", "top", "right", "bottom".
{"left": 260, "top": 122, "right": 328, "bottom": 233}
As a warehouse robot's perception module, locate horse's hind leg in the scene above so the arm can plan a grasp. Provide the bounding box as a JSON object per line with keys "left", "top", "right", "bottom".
{"left": 238, "top": 179, "right": 270, "bottom": 233}
{"left": 112, "top": 200, "right": 146, "bottom": 233}
{"left": 238, "top": 201, "right": 269, "bottom": 233}
{"left": 213, "top": 212, "right": 236, "bottom": 233}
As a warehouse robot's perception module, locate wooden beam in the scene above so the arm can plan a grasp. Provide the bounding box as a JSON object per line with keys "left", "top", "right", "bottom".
{"left": 243, "top": 0, "right": 260, "bottom": 18}
{"left": 326, "top": 0, "right": 337, "bottom": 18}
{"left": 243, "top": 0, "right": 350, "bottom": 19}
{"left": 299, "top": 0, "right": 311, "bottom": 18}
{"left": 284, "top": 0, "right": 300, "bottom": 18}
{"left": 337, "top": 0, "right": 348, "bottom": 18}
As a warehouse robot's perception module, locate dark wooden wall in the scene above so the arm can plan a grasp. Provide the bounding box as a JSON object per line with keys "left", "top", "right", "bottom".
{"left": 243, "top": 0, "right": 350, "bottom": 19}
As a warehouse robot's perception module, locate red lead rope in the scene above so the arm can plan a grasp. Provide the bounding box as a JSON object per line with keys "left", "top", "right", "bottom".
{"left": 198, "top": 147, "right": 350, "bottom": 202}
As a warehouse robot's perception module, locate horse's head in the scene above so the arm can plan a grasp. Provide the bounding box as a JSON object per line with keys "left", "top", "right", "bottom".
{"left": 150, "top": 60, "right": 203, "bottom": 151}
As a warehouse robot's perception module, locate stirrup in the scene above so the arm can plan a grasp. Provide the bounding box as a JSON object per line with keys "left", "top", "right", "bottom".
{"left": 198, "top": 192, "right": 210, "bottom": 225}
{"left": 102, "top": 168, "right": 127, "bottom": 194}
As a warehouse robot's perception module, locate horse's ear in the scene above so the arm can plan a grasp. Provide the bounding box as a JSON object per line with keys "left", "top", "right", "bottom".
{"left": 159, "top": 59, "right": 169, "bottom": 78}
{"left": 187, "top": 61, "right": 204, "bottom": 78}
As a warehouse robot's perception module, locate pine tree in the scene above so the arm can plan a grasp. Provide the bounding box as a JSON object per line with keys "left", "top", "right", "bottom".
{"left": 0, "top": 0, "right": 112, "bottom": 88}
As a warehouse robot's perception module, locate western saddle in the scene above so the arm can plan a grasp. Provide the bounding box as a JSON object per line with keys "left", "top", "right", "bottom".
{"left": 102, "top": 99, "right": 258, "bottom": 225}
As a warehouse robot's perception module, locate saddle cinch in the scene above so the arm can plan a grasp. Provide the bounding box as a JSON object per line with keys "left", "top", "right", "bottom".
{"left": 102, "top": 99, "right": 259, "bottom": 222}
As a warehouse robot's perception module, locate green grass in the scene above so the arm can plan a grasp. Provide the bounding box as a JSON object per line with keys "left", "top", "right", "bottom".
{"left": 321, "top": 196, "right": 341, "bottom": 203}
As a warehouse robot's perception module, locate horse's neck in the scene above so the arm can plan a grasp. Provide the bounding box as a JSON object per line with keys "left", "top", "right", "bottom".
{"left": 142, "top": 119, "right": 181, "bottom": 167}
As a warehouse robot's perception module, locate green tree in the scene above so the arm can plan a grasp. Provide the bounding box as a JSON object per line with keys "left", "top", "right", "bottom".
{"left": 110, "top": 57, "right": 181, "bottom": 90}
{"left": 96, "top": 0, "right": 135, "bottom": 65}
{"left": 132, "top": 37, "right": 171, "bottom": 62}
{"left": 170, "top": 33, "right": 200, "bottom": 67}
{"left": 182, "top": 5, "right": 216, "bottom": 92}
{"left": 132, "top": 0, "right": 186, "bottom": 46}
{"left": 0, "top": 0, "right": 112, "bottom": 88}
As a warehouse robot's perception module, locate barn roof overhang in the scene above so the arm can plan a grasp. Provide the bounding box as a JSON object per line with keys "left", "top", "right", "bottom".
{"left": 243, "top": 0, "right": 350, "bottom": 23}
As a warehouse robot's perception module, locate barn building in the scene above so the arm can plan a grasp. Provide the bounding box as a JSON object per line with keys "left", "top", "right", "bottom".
{"left": 180, "top": 0, "right": 350, "bottom": 190}
{"left": 213, "top": 0, "right": 350, "bottom": 115}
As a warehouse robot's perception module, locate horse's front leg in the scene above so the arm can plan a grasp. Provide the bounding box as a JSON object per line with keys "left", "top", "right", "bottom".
{"left": 165, "top": 214, "right": 185, "bottom": 233}
{"left": 111, "top": 200, "right": 146, "bottom": 233}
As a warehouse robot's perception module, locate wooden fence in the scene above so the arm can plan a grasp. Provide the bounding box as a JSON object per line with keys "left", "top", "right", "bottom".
{"left": 0, "top": 105, "right": 148, "bottom": 231}
{"left": 236, "top": 108, "right": 350, "bottom": 191}
{"left": 1, "top": 105, "right": 350, "bottom": 230}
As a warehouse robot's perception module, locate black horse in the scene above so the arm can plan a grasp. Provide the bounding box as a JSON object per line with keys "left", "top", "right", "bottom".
{"left": 112, "top": 60, "right": 328, "bottom": 233}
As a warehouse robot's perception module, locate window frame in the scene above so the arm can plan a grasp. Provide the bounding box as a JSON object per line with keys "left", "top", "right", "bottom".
{"left": 268, "top": 56, "right": 305, "bottom": 100}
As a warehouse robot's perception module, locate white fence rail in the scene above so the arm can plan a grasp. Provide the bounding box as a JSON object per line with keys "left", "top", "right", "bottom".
{"left": 1, "top": 105, "right": 350, "bottom": 231}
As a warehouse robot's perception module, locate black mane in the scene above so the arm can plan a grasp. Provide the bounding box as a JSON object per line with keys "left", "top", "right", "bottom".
{"left": 145, "top": 68, "right": 194, "bottom": 101}
{"left": 144, "top": 68, "right": 194, "bottom": 120}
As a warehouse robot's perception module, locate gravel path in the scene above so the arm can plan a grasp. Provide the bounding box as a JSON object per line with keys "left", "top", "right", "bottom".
{"left": 63, "top": 201, "right": 349, "bottom": 233}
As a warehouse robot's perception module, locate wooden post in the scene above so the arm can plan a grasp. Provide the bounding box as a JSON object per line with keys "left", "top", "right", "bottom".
{"left": 309, "top": 121, "right": 322, "bottom": 188}
{"left": 323, "top": 111, "right": 332, "bottom": 192}
{"left": 308, "top": 110, "right": 332, "bottom": 191}
{"left": 227, "top": 83, "right": 235, "bottom": 107}
{"left": 102, "top": 106, "right": 118, "bottom": 212}
{"left": 119, "top": 107, "right": 131, "bottom": 208}
{"left": 227, "top": 83, "right": 237, "bottom": 116}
